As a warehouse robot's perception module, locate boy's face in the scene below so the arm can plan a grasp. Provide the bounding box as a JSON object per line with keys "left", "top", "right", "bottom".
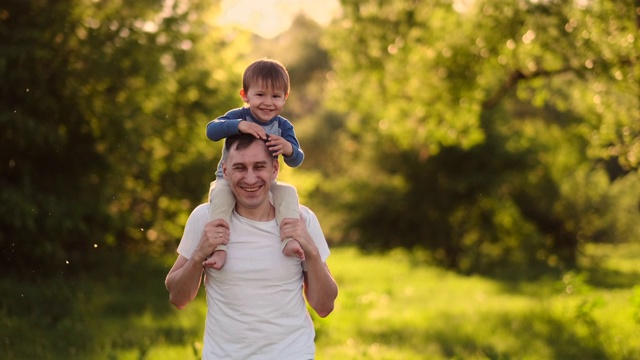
{"left": 240, "top": 80, "right": 288, "bottom": 123}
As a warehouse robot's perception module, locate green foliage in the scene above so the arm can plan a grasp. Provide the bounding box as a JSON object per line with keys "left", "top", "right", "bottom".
{"left": 2, "top": 0, "right": 638, "bottom": 283}
{"left": 323, "top": 0, "right": 640, "bottom": 272}
{"left": 1, "top": 0, "right": 112, "bottom": 273}
{"left": 0, "top": 0, "right": 243, "bottom": 275}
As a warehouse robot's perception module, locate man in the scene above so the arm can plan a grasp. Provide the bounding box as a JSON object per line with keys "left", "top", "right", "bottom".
{"left": 165, "top": 133, "right": 338, "bottom": 359}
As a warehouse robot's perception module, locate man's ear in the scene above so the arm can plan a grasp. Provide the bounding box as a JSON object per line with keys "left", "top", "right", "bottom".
{"left": 271, "top": 159, "right": 279, "bottom": 181}
{"left": 222, "top": 162, "right": 228, "bottom": 180}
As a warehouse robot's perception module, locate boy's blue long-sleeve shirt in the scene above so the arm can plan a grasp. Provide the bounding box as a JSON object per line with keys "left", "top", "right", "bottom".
{"left": 206, "top": 107, "right": 304, "bottom": 178}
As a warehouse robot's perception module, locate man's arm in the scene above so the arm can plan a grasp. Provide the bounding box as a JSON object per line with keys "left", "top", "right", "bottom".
{"left": 302, "top": 253, "right": 338, "bottom": 318}
{"left": 280, "top": 217, "right": 338, "bottom": 317}
{"left": 165, "top": 254, "right": 206, "bottom": 309}
{"left": 165, "top": 217, "right": 230, "bottom": 309}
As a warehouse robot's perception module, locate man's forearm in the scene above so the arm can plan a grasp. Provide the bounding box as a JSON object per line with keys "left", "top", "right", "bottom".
{"left": 303, "top": 254, "right": 338, "bottom": 318}
{"left": 166, "top": 256, "right": 206, "bottom": 309}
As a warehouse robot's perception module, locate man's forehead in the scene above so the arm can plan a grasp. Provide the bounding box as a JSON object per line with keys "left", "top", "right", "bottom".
{"left": 229, "top": 157, "right": 269, "bottom": 167}
{"left": 228, "top": 141, "right": 272, "bottom": 163}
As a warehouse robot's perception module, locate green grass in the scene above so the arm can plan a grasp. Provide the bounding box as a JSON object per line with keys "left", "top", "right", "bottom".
{"left": 1, "top": 244, "right": 639, "bottom": 359}
{"left": 316, "top": 246, "right": 640, "bottom": 359}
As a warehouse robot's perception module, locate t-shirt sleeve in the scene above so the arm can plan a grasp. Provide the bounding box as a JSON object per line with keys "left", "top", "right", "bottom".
{"left": 177, "top": 204, "right": 209, "bottom": 259}
{"left": 300, "top": 205, "right": 330, "bottom": 262}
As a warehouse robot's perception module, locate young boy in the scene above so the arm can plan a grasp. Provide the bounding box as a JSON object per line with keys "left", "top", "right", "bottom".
{"left": 203, "top": 58, "right": 305, "bottom": 269}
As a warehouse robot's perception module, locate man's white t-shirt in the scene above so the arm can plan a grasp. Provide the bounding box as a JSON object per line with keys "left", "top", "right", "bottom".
{"left": 177, "top": 203, "right": 330, "bottom": 360}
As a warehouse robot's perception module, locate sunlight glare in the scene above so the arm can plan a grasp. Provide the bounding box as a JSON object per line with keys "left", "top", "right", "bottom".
{"left": 217, "top": 0, "right": 341, "bottom": 39}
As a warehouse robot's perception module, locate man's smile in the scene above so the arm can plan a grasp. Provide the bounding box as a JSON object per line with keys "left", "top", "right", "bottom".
{"left": 241, "top": 185, "right": 261, "bottom": 193}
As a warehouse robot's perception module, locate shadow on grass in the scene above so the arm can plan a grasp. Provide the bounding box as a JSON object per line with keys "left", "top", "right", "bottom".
{"left": 584, "top": 267, "right": 640, "bottom": 289}
{"left": 0, "top": 249, "right": 201, "bottom": 360}
{"left": 355, "top": 310, "right": 612, "bottom": 360}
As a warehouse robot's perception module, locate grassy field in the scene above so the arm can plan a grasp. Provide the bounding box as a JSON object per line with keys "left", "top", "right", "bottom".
{"left": 1, "top": 244, "right": 639, "bottom": 359}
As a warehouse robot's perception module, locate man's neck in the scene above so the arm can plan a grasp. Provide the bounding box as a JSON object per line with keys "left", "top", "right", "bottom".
{"left": 236, "top": 204, "right": 275, "bottom": 222}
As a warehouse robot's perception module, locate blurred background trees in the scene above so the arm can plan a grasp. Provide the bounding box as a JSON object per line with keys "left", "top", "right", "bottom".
{"left": 1, "top": 0, "right": 638, "bottom": 278}
{"left": 320, "top": 0, "right": 639, "bottom": 276}
{"left": 1, "top": 0, "right": 244, "bottom": 274}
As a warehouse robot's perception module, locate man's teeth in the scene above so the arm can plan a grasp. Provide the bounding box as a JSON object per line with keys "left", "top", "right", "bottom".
{"left": 244, "top": 186, "right": 259, "bottom": 192}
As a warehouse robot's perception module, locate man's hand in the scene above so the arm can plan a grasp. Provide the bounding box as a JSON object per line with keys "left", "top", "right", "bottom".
{"left": 195, "top": 219, "right": 230, "bottom": 263}
{"left": 279, "top": 216, "right": 319, "bottom": 260}
{"left": 266, "top": 134, "right": 293, "bottom": 157}
{"left": 238, "top": 121, "right": 267, "bottom": 140}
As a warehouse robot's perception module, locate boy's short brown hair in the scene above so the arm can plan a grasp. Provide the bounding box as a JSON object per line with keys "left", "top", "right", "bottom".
{"left": 242, "top": 58, "right": 290, "bottom": 95}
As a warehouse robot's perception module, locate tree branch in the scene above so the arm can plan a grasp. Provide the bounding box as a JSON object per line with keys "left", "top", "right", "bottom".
{"left": 482, "top": 67, "right": 574, "bottom": 109}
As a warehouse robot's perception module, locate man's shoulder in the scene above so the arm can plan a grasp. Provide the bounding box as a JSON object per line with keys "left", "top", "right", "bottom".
{"left": 299, "top": 205, "right": 318, "bottom": 222}
{"left": 299, "top": 204, "right": 312, "bottom": 214}
{"left": 189, "top": 203, "right": 209, "bottom": 221}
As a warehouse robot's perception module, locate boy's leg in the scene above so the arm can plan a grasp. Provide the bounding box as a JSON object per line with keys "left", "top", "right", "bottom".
{"left": 272, "top": 181, "right": 300, "bottom": 223}
{"left": 204, "top": 179, "right": 235, "bottom": 269}
{"left": 209, "top": 179, "right": 234, "bottom": 223}
{"left": 271, "top": 182, "right": 305, "bottom": 260}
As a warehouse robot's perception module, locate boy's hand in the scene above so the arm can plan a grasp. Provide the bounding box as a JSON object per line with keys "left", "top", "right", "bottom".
{"left": 266, "top": 134, "right": 293, "bottom": 157}
{"left": 238, "top": 121, "right": 267, "bottom": 140}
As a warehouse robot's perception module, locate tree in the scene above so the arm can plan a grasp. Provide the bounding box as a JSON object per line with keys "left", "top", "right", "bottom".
{"left": 323, "top": 0, "right": 639, "bottom": 274}
{"left": 0, "top": 0, "right": 244, "bottom": 275}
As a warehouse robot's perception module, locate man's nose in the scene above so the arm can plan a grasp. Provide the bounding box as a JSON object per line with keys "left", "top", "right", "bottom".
{"left": 245, "top": 169, "right": 258, "bottom": 182}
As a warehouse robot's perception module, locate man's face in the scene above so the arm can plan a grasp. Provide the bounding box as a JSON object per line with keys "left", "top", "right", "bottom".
{"left": 223, "top": 140, "right": 279, "bottom": 212}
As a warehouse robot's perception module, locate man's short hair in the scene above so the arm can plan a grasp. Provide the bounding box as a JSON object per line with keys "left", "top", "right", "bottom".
{"left": 225, "top": 133, "right": 266, "bottom": 153}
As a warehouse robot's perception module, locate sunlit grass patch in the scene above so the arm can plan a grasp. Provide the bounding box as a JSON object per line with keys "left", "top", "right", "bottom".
{"left": 315, "top": 245, "right": 640, "bottom": 360}
{"left": 1, "top": 244, "right": 639, "bottom": 359}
